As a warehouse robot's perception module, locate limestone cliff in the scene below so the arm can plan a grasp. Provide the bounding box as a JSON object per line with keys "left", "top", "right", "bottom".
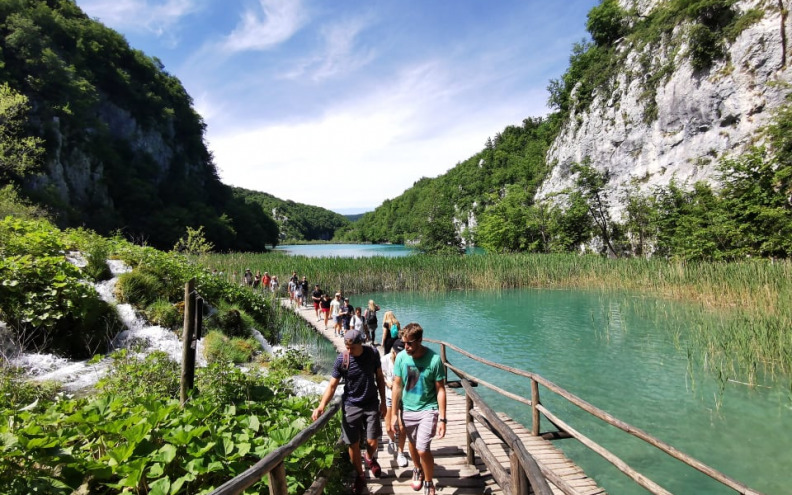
{"left": 537, "top": 0, "right": 791, "bottom": 219}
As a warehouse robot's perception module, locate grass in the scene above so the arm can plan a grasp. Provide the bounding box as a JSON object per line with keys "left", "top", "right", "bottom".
{"left": 199, "top": 252, "right": 792, "bottom": 383}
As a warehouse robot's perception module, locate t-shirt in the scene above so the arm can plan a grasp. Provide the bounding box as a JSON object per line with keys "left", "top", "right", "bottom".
{"left": 312, "top": 289, "right": 323, "bottom": 301}
{"left": 394, "top": 347, "right": 445, "bottom": 412}
{"left": 331, "top": 346, "right": 381, "bottom": 407}
{"left": 380, "top": 353, "right": 395, "bottom": 400}
{"left": 330, "top": 298, "right": 341, "bottom": 316}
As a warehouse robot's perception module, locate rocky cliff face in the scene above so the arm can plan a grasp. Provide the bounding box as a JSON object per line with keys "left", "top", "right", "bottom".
{"left": 537, "top": 0, "right": 791, "bottom": 219}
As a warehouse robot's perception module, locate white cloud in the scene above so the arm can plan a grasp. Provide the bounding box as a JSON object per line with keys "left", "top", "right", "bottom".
{"left": 283, "top": 16, "right": 377, "bottom": 82}
{"left": 208, "top": 60, "right": 548, "bottom": 210}
{"left": 77, "top": 0, "right": 198, "bottom": 36}
{"left": 221, "top": 0, "right": 307, "bottom": 52}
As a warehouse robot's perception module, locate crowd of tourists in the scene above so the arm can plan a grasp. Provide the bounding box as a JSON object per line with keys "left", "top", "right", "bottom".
{"left": 233, "top": 267, "right": 446, "bottom": 495}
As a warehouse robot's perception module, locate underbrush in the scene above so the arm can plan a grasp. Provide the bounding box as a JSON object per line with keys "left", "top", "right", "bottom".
{"left": 0, "top": 348, "right": 341, "bottom": 495}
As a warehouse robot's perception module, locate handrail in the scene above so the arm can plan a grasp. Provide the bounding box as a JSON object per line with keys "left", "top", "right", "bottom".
{"left": 462, "top": 378, "right": 554, "bottom": 495}
{"left": 209, "top": 398, "right": 342, "bottom": 495}
{"left": 425, "top": 338, "right": 763, "bottom": 495}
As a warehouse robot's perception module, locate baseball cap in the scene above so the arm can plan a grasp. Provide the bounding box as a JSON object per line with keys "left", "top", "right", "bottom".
{"left": 392, "top": 339, "right": 405, "bottom": 353}
{"left": 344, "top": 329, "right": 365, "bottom": 344}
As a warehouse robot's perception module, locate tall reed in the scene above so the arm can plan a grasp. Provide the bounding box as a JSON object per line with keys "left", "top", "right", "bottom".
{"left": 199, "top": 252, "right": 792, "bottom": 380}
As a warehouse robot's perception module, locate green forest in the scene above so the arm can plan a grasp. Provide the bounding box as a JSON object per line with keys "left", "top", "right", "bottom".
{"left": 339, "top": 0, "right": 792, "bottom": 260}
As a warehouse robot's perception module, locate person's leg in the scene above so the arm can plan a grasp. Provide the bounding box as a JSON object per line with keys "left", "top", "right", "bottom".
{"left": 412, "top": 411, "right": 438, "bottom": 488}
{"left": 348, "top": 442, "right": 364, "bottom": 477}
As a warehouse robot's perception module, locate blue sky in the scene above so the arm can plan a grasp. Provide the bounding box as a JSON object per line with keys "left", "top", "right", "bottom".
{"left": 75, "top": 0, "right": 599, "bottom": 214}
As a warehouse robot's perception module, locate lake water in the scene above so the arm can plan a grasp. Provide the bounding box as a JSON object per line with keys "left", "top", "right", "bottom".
{"left": 273, "top": 243, "right": 415, "bottom": 257}
{"left": 340, "top": 289, "right": 790, "bottom": 495}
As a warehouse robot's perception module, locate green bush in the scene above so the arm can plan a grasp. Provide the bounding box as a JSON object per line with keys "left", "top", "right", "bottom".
{"left": 688, "top": 24, "right": 724, "bottom": 70}
{"left": 95, "top": 350, "right": 180, "bottom": 399}
{"left": 586, "top": 0, "right": 628, "bottom": 46}
{"left": 202, "top": 330, "right": 261, "bottom": 364}
{"left": 0, "top": 367, "right": 60, "bottom": 410}
{"left": 196, "top": 361, "right": 273, "bottom": 404}
{"left": 82, "top": 239, "right": 112, "bottom": 281}
{"left": 268, "top": 347, "right": 313, "bottom": 374}
{"left": 146, "top": 298, "right": 182, "bottom": 329}
{"left": 114, "top": 269, "right": 164, "bottom": 307}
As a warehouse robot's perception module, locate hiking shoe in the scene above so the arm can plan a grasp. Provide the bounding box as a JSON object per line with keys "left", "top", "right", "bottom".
{"left": 424, "top": 481, "right": 436, "bottom": 495}
{"left": 365, "top": 456, "right": 382, "bottom": 478}
{"left": 387, "top": 440, "right": 396, "bottom": 455}
{"left": 411, "top": 468, "right": 424, "bottom": 491}
{"left": 397, "top": 451, "right": 408, "bottom": 467}
{"left": 352, "top": 474, "right": 366, "bottom": 495}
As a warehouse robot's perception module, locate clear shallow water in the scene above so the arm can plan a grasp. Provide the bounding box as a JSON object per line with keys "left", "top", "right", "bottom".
{"left": 352, "top": 289, "right": 790, "bottom": 494}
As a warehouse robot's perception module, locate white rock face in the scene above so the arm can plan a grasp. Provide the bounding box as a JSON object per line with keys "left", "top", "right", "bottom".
{"left": 537, "top": 0, "right": 791, "bottom": 220}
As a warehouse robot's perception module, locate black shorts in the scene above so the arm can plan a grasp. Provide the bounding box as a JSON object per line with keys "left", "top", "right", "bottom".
{"left": 341, "top": 403, "right": 382, "bottom": 445}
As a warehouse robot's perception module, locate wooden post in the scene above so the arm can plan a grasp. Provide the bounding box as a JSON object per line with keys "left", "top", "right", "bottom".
{"left": 465, "top": 391, "right": 474, "bottom": 465}
{"left": 531, "top": 379, "right": 540, "bottom": 436}
{"left": 268, "top": 463, "right": 288, "bottom": 495}
{"left": 510, "top": 450, "right": 529, "bottom": 495}
{"left": 180, "top": 278, "right": 196, "bottom": 406}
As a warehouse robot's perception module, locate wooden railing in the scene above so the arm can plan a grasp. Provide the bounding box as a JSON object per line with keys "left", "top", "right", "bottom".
{"left": 208, "top": 399, "right": 341, "bottom": 495}
{"left": 429, "top": 338, "right": 764, "bottom": 495}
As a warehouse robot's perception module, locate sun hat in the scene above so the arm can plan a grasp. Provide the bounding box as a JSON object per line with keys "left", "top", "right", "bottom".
{"left": 344, "top": 329, "right": 365, "bottom": 344}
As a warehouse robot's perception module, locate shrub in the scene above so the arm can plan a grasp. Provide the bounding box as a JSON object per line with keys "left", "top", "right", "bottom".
{"left": 0, "top": 366, "right": 60, "bottom": 410}
{"left": 587, "top": 0, "right": 628, "bottom": 46}
{"left": 114, "top": 270, "right": 164, "bottom": 307}
{"left": 146, "top": 298, "right": 182, "bottom": 329}
{"left": 202, "top": 330, "right": 261, "bottom": 364}
{"left": 688, "top": 24, "right": 724, "bottom": 70}
{"left": 82, "top": 238, "right": 112, "bottom": 281}
{"left": 195, "top": 361, "right": 273, "bottom": 404}
{"left": 95, "top": 349, "right": 180, "bottom": 399}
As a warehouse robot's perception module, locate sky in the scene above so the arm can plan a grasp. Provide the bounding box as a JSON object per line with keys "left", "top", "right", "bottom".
{"left": 75, "top": 0, "right": 599, "bottom": 214}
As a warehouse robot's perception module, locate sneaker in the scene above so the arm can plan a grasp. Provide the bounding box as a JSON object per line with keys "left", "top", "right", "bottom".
{"left": 397, "top": 451, "right": 408, "bottom": 467}
{"left": 424, "top": 481, "right": 435, "bottom": 495}
{"left": 387, "top": 440, "right": 396, "bottom": 455}
{"left": 352, "top": 474, "right": 366, "bottom": 495}
{"left": 411, "top": 468, "right": 424, "bottom": 491}
{"left": 365, "top": 456, "right": 382, "bottom": 478}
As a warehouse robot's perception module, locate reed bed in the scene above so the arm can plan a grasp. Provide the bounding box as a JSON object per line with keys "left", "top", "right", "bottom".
{"left": 198, "top": 252, "right": 792, "bottom": 382}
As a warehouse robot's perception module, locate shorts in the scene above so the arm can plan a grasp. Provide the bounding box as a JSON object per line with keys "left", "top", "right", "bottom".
{"left": 321, "top": 307, "right": 330, "bottom": 314}
{"left": 341, "top": 403, "right": 382, "bottom": 445}
{"left": 402, "top": 409, "right": 438, "bottom": 452}
{"left": 314, "top": 301, "right": 321, "bottom": 309}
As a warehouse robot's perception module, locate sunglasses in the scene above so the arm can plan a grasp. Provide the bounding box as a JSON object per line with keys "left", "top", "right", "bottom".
{"left": 402, "top": 339, "right": 420, "bottom": 347}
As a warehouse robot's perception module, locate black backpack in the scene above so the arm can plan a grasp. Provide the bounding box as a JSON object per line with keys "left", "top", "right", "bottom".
{"left": 365, "top": 309, "right": 377, "bottom": 327}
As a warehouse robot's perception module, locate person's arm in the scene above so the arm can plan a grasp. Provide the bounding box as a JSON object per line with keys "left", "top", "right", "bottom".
{"left": 311, "top": 376, "right": 340, "bottom": 421}
{"left": 389, "top": 375, "right": 403, "bottom": 435}
{"left": 435, "top": 379, "right": 447, "bottom": 439}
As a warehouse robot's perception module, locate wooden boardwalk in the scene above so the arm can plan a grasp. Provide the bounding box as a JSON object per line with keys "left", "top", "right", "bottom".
{"left": 286, "top": 301, "right": 605, "bottom": 495}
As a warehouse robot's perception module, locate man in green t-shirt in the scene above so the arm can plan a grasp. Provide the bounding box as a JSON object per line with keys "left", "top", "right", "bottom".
{"left": 390, "top": 323, "right": 446, "bottom": 495}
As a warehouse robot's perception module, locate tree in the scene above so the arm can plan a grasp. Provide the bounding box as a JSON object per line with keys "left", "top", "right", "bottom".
{"left": 0, "top": 84, "right": 44, "bottom": 183}
{"left": 586, "top": 0, "right": 628, "bottom": 46}
{"left": 571, "top": 160, "right": 619, "bottom": 257}
{"left": 418, "top": 202, "right": 464, "bottom": 255}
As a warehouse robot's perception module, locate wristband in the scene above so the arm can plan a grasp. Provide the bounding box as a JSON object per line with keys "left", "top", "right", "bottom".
{"left": 439, "top": 418, "right": 447, "bottom": 423}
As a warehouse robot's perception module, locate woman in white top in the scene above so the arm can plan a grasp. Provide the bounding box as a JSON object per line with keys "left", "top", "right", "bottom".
{"left": 351, "top": 307, "right": 366, "bottom": 338}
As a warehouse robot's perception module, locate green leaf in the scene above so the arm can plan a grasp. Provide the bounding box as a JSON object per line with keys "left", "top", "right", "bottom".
{"left": 148, "top": 477, "right": 171, "bottom": 495}
{"left": 154, "top": 443, "right": 178, "bottom": 464}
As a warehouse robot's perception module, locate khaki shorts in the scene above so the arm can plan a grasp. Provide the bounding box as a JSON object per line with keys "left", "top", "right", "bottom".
{"left": 402, "top": 409, "right": 438, "bottom": 452}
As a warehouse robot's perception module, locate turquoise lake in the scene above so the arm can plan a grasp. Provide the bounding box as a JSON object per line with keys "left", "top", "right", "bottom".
{"left": 282, "top": 245, "right": 790, "bottom": 494}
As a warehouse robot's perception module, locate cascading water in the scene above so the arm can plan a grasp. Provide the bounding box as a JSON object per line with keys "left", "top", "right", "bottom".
{"left": 7, "top": 257, "right": 328, "bottom": 397}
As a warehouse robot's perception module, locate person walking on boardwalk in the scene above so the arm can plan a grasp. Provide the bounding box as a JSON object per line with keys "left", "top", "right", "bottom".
{"left": 365, "top": 300, "right": 380, "bottom": 348}
{"left": 330, "top": 292, "right": 343, "bottom": 336}
{"left": 311, "top": 284, "right": 324, "bottom": 321}
{"left": 320, "top": 293, "right": 332, "bottom": 329}
{"left": 381, "top": 311, "right": 401, "bottom": 354}
{"left": 381, "top": 339, "right": 409, "bottom": 467}
{"left": 390, "top": 323, "right": 446, "bottom": 495}
{"left": 312, "top": 330, "right": 388, "bottom": 495}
